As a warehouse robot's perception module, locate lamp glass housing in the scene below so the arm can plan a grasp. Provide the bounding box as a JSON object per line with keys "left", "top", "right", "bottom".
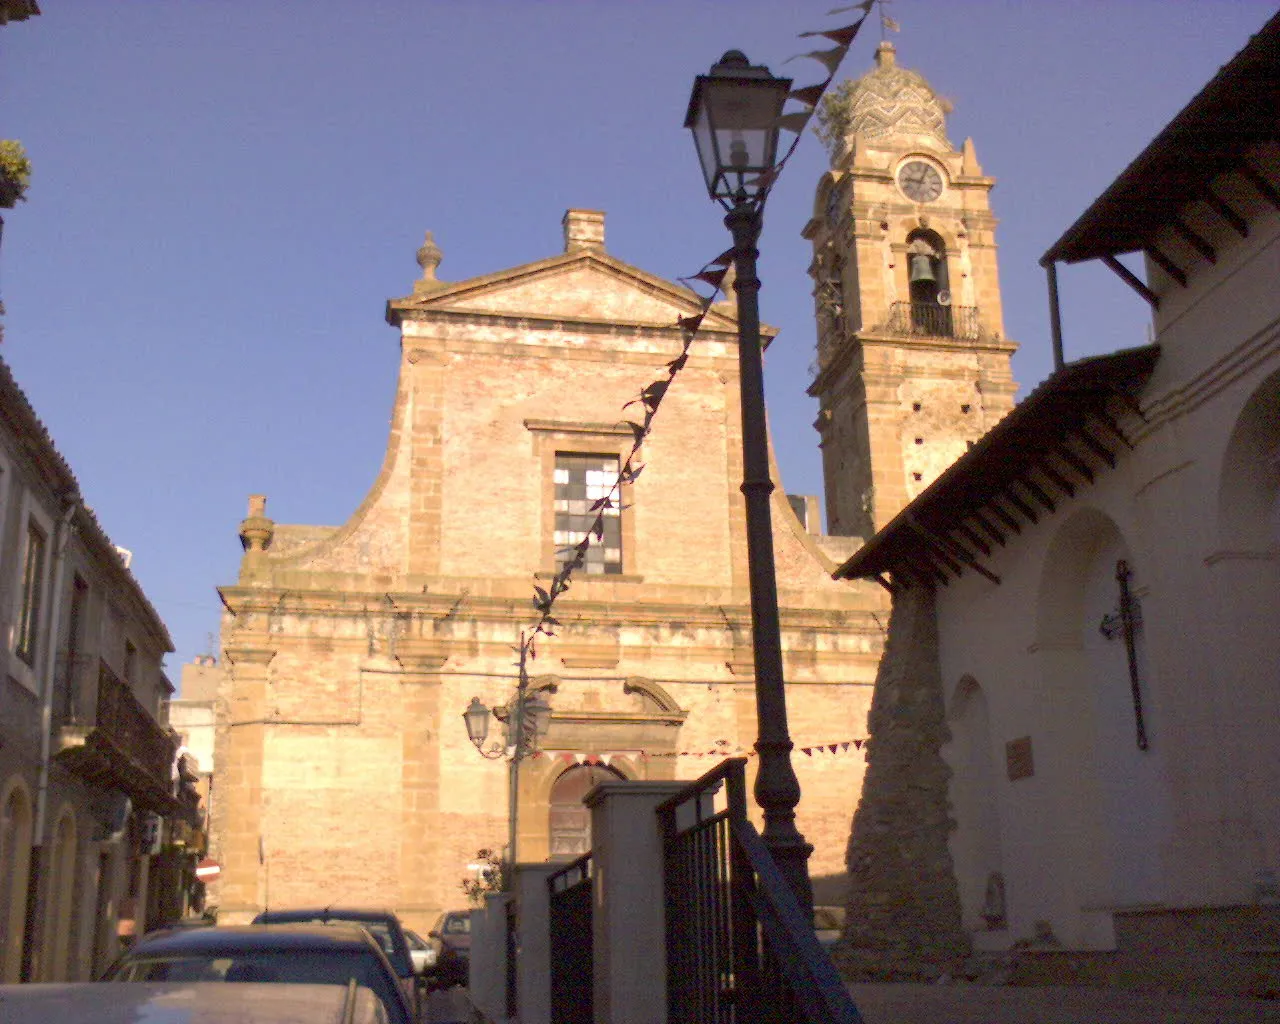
{"left": 463, "top": 697, "right": 491, "bottom": 747}
{"left": 685, "top": 51, "right": 792, "bottom": 205}
{"left": 526, "top": 694, "right": 553, "bottom": 738}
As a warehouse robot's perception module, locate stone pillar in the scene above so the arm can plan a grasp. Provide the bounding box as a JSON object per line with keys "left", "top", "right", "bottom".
{"left": 586, "top": 780, "right": 685, "bottom": 1024}
{"left": 840, "top": 585, "right": 969, "bottom": 980}
{"left": 470, "top": 891, "right": 512, "bottom": 1024}
{"left": 216, "top": 645, "right": 275, "bottom": 923}
{"left": 396, "top": 650, "right": 443, "bottom": 925}
{"left": 513, "top": 862, "right": 557, "bottom": 1024}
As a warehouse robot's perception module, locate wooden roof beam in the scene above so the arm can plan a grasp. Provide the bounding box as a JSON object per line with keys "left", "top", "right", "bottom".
{"left": 1240, "top": 161, "right": 1280, "bottom": 213}
{"left": 1172, "top": 216, "right": 1216, "bottom": 263}
{"left": 989, "top": 501, "right": 1024, "bottom": 534}
{"left": 1002, "top": 488, "right": 1039, "bottom": 524}
{"left": 956, "top": 521, "right": 993, "bottom": 556}
{"left": 1055, "top": 441, "right": 1096, "bottom": 483}
{"left": 1145, "top": 244, "right": 1188, "bottom": 288}
{"left": 971, "top": 509, "right": 1009, "bottom": 545}
{"left": 1202, "top": 186, "right": 1248, "bottom": 238}
{"left": 1038, "top": 461, "right": 1076, "bottom": 498}
{"left": 929, "top": 529, "right": 1001, "bottom": 585}
{"left": 1073, "top": 428, "right": 1117, "bottom": 468}
{"left": 1091, "top": 410, "right": 1134, "bottom": 449}
{"left": 1102, "top": 254, "right": 1160, "bottom": 308}
{"left": 1018, "top": 476, "right": 1056, "bottom": 513}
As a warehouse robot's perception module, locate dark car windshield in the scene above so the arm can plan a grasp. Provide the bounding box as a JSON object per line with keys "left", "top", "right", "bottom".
{"left": 252, "top": 912, "right": 412, "bottom": 977}
{"left": 442, "top": 915, "right": 469, "bottom": 935}
{"left": 104, "top": 949, "right": 406, "bottom": 1022}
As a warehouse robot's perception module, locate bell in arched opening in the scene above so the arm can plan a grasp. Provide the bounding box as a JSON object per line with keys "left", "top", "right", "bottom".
{"left": 905, "top": 233, "right": 952, "bottom": 336}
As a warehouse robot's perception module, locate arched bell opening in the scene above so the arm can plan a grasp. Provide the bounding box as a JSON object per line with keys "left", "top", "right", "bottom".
{"left": 905, "top": 227, "right": 953, "bottom": 336}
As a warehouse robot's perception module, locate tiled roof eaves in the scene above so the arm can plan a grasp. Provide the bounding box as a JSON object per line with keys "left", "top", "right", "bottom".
{"left": 833, "top": 345, "right": 1160, "bottom": 585}
{"left": 0, "top": 357, "right": 173, "bottom": 651}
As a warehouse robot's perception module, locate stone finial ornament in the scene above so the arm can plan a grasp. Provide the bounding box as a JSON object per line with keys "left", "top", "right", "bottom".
{"left": 416, "top": 231, "right": 443, "bottom": 281}
{"left": 239, "top": 494, "right": 274, "bottom": 554}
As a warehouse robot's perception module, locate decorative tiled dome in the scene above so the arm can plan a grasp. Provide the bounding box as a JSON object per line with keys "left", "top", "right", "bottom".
{"left": 820, "top": 41, "right": 951, "bottom": 152}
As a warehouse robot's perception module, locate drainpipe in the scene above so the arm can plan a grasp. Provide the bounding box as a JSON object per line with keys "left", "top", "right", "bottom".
{"left": 20, "top": 496, "right": 77, "bottom": 982}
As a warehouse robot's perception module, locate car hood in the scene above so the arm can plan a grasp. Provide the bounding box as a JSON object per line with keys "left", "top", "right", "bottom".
{"left": 0, "top": 982, "right": 386, "bottom": 1024}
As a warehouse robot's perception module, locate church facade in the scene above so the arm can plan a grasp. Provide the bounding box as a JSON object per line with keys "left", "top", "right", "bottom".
{"left": 210, "top": 208, "right": 891, "bottom": 929}
{"left": 208, "top": 42, "right": 1019, "bottom": 937}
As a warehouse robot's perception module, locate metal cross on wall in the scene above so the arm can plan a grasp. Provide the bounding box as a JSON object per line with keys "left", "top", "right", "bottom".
{"left": 1098, "top": 559, "right": 1150, "bottom": 751}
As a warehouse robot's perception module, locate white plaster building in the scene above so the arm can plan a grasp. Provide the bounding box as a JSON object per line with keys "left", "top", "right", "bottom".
{"left": 837, "top": 12, "right": 1280, "bottom": 995}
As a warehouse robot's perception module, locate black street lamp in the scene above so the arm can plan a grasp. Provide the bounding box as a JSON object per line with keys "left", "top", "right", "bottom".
{"left": 463, "top": 685, "right": 553, "bottom": 877}
{"left": 685, "top": 51, "right": 814, "bottom": 913}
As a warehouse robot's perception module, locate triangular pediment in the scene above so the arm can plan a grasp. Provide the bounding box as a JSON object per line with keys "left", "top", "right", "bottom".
{"left": 388, "top": 251, "right": 740, "bottom": 333}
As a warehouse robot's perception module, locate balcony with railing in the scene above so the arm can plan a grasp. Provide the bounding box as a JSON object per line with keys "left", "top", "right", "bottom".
{"left": 54, "top": 660, "right": 178, "bottom": 814}
{"left": 882, "top": 301, "right": 982, "bottom": 340}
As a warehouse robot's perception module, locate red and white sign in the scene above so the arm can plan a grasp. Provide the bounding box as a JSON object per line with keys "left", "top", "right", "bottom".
{"left": 195, "top": 858, "right": 221, "bottom": 882}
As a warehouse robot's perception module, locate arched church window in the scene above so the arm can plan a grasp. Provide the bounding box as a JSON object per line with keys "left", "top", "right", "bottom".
{"left": 548, "top": 763, "right": 624, "bottom": 861}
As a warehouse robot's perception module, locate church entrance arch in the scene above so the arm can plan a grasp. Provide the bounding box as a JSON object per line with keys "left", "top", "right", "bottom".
{"left": 548, "top": 764, "right": 624, "bottom": 861}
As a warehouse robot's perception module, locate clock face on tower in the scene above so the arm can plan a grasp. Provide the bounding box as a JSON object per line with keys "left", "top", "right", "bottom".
{"left": 898, "top": 160, "right": 944, "bottom": 203}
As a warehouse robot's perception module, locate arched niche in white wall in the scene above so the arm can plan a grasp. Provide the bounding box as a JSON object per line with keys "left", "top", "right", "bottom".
{"left": 944, "top": 675, "right": 1006, "bottom": 935}
{"left": 1217, "top": 363, "right": 1280, "bottom": 554}
{"left": 1211, "top": 364, "right": 1280, "bottom": 884}
{"left": 1034, "top": 507, "right": 1172, "bottom": 914}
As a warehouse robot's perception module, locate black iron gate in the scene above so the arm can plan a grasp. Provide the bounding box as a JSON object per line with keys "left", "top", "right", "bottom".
{"left": 657, "top": 758, "right": 863, "bottom": 1024}
{"left": 548, "top": 853, "right": 593, "bottom": 1024}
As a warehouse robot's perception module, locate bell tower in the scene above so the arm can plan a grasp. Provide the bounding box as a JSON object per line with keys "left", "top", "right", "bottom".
{"left": 805, "top": 41, "right": 1017, "bottom": 538}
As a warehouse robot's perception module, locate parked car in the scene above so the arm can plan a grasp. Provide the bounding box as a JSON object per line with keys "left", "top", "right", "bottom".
{"left": 425, "top": 909, "right": 471, "bottom": 990}
{"left": 0, "top": 982, "right": 392, "bottom": 1024}
{"left": 99, "top": 924, "right": 412, "bottom": 1024}
{"left": 252, "top": 907, "right": 421, "bottom": 1019}
{"left": 814, "top": 905, "right": 846, "bottom": 949}
{"left": 403, "top": 929, "right": 437, "bottom": 974}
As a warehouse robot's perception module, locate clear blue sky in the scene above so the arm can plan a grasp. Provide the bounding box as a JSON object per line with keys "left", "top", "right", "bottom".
{"left": 2, "top": 1, "right": 1273, "bottom": 683}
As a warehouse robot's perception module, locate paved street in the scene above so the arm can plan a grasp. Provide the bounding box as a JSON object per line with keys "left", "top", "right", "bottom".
{"left": 422, "top": 985, "right": 471, "bottom": 1024}
{"left": 848, "top": 983, "right": 1280, "bottom": 1024}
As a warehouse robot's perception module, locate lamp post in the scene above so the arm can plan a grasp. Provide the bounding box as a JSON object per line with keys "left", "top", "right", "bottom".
{"left": 463, "top": 679, "right": 552, "bottom": 883}
{"left": 684, "top": 51, "right": 814, "bottom": 913}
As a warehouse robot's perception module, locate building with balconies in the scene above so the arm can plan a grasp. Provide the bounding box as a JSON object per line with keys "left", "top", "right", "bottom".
{"left": 0, "top": 354, "right": 181, "bottom": 982}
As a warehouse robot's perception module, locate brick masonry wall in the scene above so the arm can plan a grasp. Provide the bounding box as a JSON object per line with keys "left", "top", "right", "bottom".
{"left": 210, "top": 227, "right": 890, "bottom": 931}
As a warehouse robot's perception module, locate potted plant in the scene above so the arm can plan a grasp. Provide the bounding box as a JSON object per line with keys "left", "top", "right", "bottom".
{"left": 0, "top": 140, "right": 32, "bottom": 208}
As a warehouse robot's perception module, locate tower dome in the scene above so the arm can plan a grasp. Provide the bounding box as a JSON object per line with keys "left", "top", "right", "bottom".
{"left": 818, "top": 41, "right": 951, "bottom": 155}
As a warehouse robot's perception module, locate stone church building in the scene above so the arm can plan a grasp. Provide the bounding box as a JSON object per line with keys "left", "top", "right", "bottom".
{"left": 210, "top": 42, "right": 1017, "bottom": 934}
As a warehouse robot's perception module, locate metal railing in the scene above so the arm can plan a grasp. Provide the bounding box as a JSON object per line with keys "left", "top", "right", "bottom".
{"left": 657, "top": 758, "right": 863, "bottom": 1024}
{"left": 548, "top": 853, "right": 593, "bottom": 1024}
{"left": 884, "top": 301, "right": 981, "bottom": 340}
{"left": 96, "top": 661, "right": 175, "bottom": 785}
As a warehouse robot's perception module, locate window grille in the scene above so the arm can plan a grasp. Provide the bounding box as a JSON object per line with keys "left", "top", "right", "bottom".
{"left": 554, "top": 453, "right": 622, "bottom": 575}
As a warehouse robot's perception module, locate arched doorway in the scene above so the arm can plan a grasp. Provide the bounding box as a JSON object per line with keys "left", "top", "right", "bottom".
{"left": 0, "top": 778, "right": 33, "bottom": 983}
{"left": 548, "top": 764, "right": 624, "bottom": 861}
{"left": 41, "top": 808, "right": 78, "bottom": 981}
{"left": 945, "top": 676, "right": 1006, "bottom": 933}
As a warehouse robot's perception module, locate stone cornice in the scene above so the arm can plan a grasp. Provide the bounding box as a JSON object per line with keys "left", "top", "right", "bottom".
{"left": 217, "top": 584, "right": 885, "bottom": 635}
{"left": 396, "top": 306, "right": 745, "bottom": 341}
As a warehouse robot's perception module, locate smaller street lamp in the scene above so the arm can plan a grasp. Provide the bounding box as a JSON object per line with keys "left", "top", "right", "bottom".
{"left": 462, "top": 687, "right": 553, "bottom": 875}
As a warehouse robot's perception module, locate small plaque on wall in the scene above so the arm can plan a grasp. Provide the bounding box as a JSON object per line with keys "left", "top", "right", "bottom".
{"left": 1006, "top": 736, "right": 1034, "bottom": 781}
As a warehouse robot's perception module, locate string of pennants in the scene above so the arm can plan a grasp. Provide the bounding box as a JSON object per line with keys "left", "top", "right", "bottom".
{"left": 524, "top": 739, "right": 868, "bottom": 764}
{"left": 517, "top": 2, "right": 876, "bottom": 676}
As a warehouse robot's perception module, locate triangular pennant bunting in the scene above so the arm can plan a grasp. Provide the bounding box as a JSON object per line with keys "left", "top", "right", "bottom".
{"left": 789, "top": 81, "right": 830, "bottom": 107}
{"left": 774, "top": 111, "right": 813, "bottom": 134}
